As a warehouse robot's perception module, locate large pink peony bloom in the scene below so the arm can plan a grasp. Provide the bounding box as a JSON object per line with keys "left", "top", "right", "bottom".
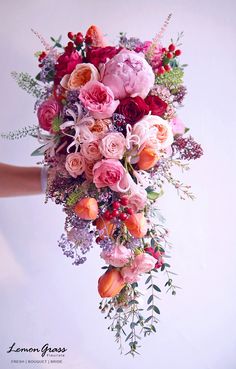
{"left": 93, "top": 159, "right": 130, "bottom": 192}
{"left": 100, "top": 243, "right": 132, "bottom": 267}
{"left": 101, "top": 49, "right": 155, "bottom": 99}
{"left": 79, "top": 81, "right": 119, "bottom": 119}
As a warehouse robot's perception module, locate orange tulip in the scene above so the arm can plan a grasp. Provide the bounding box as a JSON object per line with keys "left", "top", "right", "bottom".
{"left": 96, "top": 217, "right": 116, "bottom": 239}
{"left": 98, "top": 268, "right": 125, "bottom": 298}
{"left": 138, "top": 145, "right": 159, "bottom": 170}
{"left": 85, "top": 25, "right": 106, "bottom": 47}
{"left": 74, "top": 197, "right": 98, "bottom": 220}
{"left": 125, "top": 213, "right": 147, "bottom": 238}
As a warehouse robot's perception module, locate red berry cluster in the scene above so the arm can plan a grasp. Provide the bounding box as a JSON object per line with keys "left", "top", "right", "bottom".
{"left": 157, "top": 43, "right": 182, "bottom": 75}
{"left": 67, "top": 31, "right": 93, "bottom": 47}
{"left": 103, "top": 197, "right": 134, "bottom": 222}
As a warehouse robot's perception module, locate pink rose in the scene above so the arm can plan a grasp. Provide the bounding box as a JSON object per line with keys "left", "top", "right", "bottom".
{"left": 128, "top": 188, "right": 147, "bottom": 212}
{"left": 65, "top": 153, "right": 85, "bottom": 178}
{"left": 99, "top": 132, "right": 126, "bottom": 159}
{"left": 37, "top": 97, "right": 61, "bottom": 132}
{"left": 169, "top": 116, "right": 185, "bottom": 135}
{"left": 79, "top": 81, "right": 119, "bottom": 119}
{"left": 121, "top": 252, "right": 156, "bottom": 283}
{"left": 93, "top": 159, "right": 130, "bottom": 192}
{"left": 100, "top": 243, "right": 132, "bottom": 267}
{"left": 101, "top": 49, "right": 155, "bottom": 99}
{"left": 84, "top": 160, "right": 95, "bottom": 181}
{"left": 80, "top": 139, "right": 103, "bottom": 162}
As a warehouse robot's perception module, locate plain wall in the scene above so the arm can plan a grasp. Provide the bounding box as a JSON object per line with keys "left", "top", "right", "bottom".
{"left": 0, "top": 0, "right": 235, "bottom": 368}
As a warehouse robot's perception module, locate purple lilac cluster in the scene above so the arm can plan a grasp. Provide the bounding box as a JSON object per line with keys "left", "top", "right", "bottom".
{"left": 172, "top": 136, "right": 203, "bottom": 161}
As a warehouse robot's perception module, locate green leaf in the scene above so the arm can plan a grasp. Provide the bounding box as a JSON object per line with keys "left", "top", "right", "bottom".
{"left": 52, "top": 116, "right": 62, "bottom": 132}
{"left": 31, "top": 144, "right": 48, "bottom": 156}
{"left": 147, "top": 295, "right": 154, "bottom": 304}
{"left": 117, "top": 307, "right": 123, "bottom": 313}
{"left": 144, "top": 316, "right": 152, "bottom": 323}
{"left": 147, "top": 191, "right": 161, "bottom": 201}
{"left": 128, "top": 300, "right": 139, "bottom": 305}
{"left": 150, "top": 324, "right": 156, "bottom": 332}
{"left": 145, "top": 275, "right": 152, "bottom": 284}
{"left": 153, "top": 305, "right": 160, "bottom": 315}
{"left": 184, "top": 127, "right": 190, "bottom": 134}
{"left": 153, "top": 285, "right": 161, "bottom": 293}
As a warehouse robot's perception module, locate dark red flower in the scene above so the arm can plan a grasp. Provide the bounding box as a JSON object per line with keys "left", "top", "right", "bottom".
{"left": 86, "top": 46, "right": 122, "bottom": 67}
{"left": 54, "top": 49, "right": 82, "bottom": 84}
{"left": 145, "top": 247, "right": 164, "bottom": 269}
{"left": 116, "top": 96, "right": 149, "bottom": 125}
{"left": 145, "top": 95, "right": 168, "bottom": 116}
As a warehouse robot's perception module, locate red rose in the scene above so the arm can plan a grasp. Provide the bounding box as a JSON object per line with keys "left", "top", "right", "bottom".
{"left": 86, "top": 46, "right": 122, "bottom": 67}
{"left": 116, "top": 96, "right": 149, "bottom": 125}
{"left": 144, "top": 247, "right": 164, "bottom": 269}
{"left": 145, "top": 95, "right": 168, "bottom": 116}
{"left": 54, "top": 49, "right": 82, "bottom": 84}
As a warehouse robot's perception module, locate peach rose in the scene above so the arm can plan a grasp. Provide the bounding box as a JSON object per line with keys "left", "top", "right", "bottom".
{"left": 98, "top": 268, "right": 125, "bottom": 298}
{"left": 61, "top": 63, "right": 99, "bottom": 90}
{"left": 138, "top": 144, "right": 159, "bottom": 170}
{"left": 80, "top": 139, "right": 103, "bottom": 162}
{"left": 74, "top": 197, "right": 98, "bottom": 220}
{"left": 65, "top": 153, "right": 85, "bottom": 178}
{"left": 84, "top": 160, "right": 95, "bottom": 181}
{"left": 89, "top": 119, "right": 110, "bottom": 137}
{"left": 101, "top": 243, "right": 132, "bottom": 267}
{"left": 124, "top": 213, "right": 147, "bottom": 238}
{"left": 145, "top": 115, "right": 173, "bottom": 149}
{"left": 86, "top": 25, "right": 106, "bottom": 47}
{"left": 99, "top": 132, "right": 126, "bottom": 160}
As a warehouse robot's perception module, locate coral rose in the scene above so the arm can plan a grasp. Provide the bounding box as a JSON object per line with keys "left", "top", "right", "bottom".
{"left": 61, "top": 63, "right": 99, "bottom": 90}
{"left": 98, "top": 268, "right": 125, "bottom": 298}
{"left": 101, "top": 243, "right": 132, "bottom": 267}
{"left": 79, "top": 81, "right": 119, "bottom": 119}
{"left": 138, "top": 144, "right": 159, "bottom": 170}
{"left": 65, "top": 152, "right": 85, "bottom": 178}
{"left": 101, "top": 49, "right": 155, "bottom": 99}
{"left": 37, "top": 97, "right": 61, "bottom": 132}
{"left": 93, "top": 159, "right": 130, "bottom": 193}
{"left": 74, "top": 197, "right": 98, "bottom": 220}
{"left": 99, "top": 132, "right": 126, "bottom": 160}
{"left": 124, "top": 213, "right": 147, "bottom": 238}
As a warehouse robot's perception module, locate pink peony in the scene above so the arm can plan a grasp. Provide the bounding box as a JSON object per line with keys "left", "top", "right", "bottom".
{"left": 37, "top": 97, "right": 61, "bottom": 132}
{"left": 65, "top": 153, "right": 85, "bottom": 178}
{"left": 169, "top": 116, "right": 185, "bottom": 135}
{"left": 100, "top": 243, "right": 132, "bottom": 267}
{"left": 101, "top": 49, "right": 155, "bottom": 99}
{"left": 93, "top": 159, "right": 130, "bottom": 193}
{"left": 99, "top": 132, "right": 126, "bottom": 160}
{"left": 79, "top": 81, "right": 119, "bottom": 119}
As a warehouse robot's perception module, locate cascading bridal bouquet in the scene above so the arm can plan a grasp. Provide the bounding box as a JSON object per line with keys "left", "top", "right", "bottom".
{"left": 2, "top": 15, "right": 203, "bottom": 355}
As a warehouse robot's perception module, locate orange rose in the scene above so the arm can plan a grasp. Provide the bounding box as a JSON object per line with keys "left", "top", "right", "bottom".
{"left": 156, "top": 123, "right": 169, "bottom": 143}
{"left": 138, "top": 145, "right": 159, "bottom": 170}
{"left": 125, "top": 213, "right": 147, "bottom": 238}
{"left": 74, "top": 197, "right": 98, "bottom": 220}
{"left": 96, "top": 217, "right": 116, "bottom": 239}
{"left": 98, "top": 268, "right": 125, "bottom": 298}
{"left": 86, "top": 25, "right": 106, "bottom": 47}
{"left": 61, "top": 63, "right": 99, "bottom": 90}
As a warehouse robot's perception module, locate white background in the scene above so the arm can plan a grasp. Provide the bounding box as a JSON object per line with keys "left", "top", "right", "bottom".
{"left": 0, "top": 0, "right": 235, "bottom": 368}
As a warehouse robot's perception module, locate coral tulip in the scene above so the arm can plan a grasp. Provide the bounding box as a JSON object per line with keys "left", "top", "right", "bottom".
{"left": 85, "top": 25, "right": 106, "bottom": 47}
{"left": 125, "top": 213, "right": 147, "bottom": 238}
{"left": 96, "top": 217, "right": 116, "bottom": 239}
{"left": 138, "top": 145, "right": 159, "bottom": 170}
{"left": 98, "top": 268, "right": 125, "bottom": 298}
{"left": 74, "top": 197, "right": 98, "bottom": 220}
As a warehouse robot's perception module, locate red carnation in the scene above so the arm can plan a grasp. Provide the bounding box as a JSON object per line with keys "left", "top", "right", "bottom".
{"left": 145, "top": 95, "right": 168, "bottom": 117}
{"left": 86, "top": 46, "right": 122, "bottom": 67}
{"left": 116, "top": 96, "right": 149, "bottom": 125}
{"left": 54, "top": 49, "right": 82, "bottom": 84}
